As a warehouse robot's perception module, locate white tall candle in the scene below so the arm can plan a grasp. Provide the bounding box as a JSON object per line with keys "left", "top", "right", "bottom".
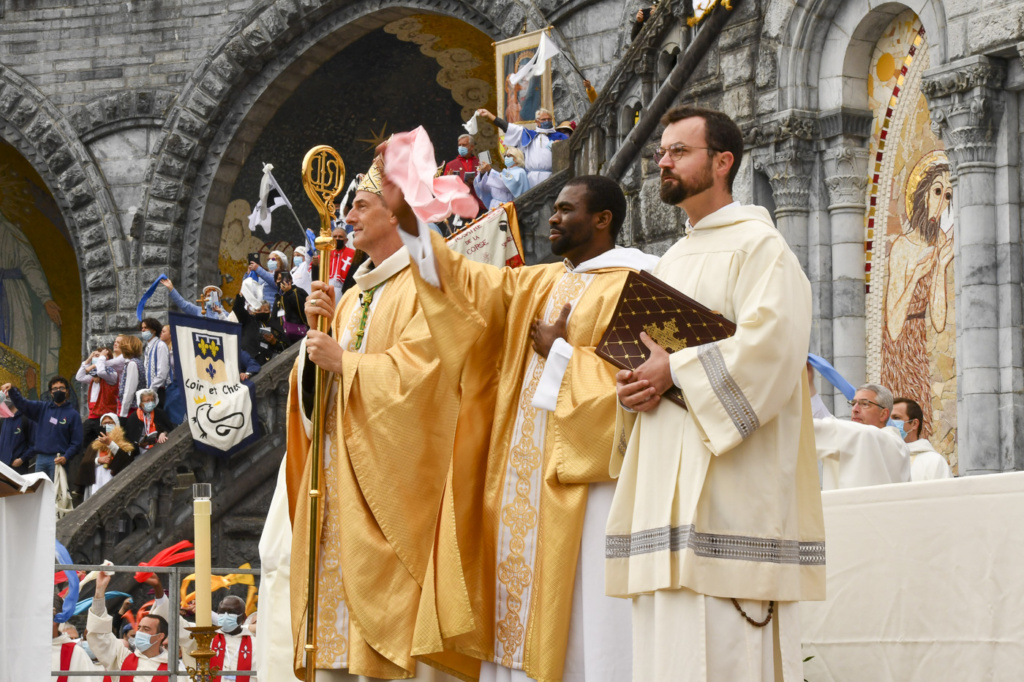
{"left": 193, "top": 484, "right": 212, "bottom": 627}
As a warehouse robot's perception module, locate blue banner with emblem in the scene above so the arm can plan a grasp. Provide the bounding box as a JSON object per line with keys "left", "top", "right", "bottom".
{"left": 169, "top": 312, "right": 260, "bottom": 457}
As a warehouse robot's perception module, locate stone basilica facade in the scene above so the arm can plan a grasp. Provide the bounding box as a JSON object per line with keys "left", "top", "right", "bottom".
{"left": 3, "top": 0, "right": 1024, "bottom": 563}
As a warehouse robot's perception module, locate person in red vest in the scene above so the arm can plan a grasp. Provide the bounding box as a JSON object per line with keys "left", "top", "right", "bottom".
{"left": 87, "top": 571, "right": 170, "bottom": 681}
{"left": 153, "top": 587, "right": 257, "bottom": 681}
{"left": 52, "top": 597, "right": 102, "bottom": 681}
{"left": 443, "top": 133, "right": 486, "bottom": 215}
{"left": 75, "top": 347, "right": 120, "bottom": 446}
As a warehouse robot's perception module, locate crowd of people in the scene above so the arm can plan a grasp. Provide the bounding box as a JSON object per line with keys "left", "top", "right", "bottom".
{"left": 0, "top": 235, "right": 331, "bottom": 506}
{"left": 51, "top": 570, "right": 261, "bottom": 680}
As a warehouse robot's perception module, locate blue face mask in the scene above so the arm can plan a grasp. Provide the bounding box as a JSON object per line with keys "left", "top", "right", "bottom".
{"left": 133, "top": 631, "right": 157, "bottom": 652}
{"left": 293, "top": 256, "right": 304, "bottom": 267}
{"left": 504, "top": 156, "right": 515, "bottom": 167}
{"left": 127, "top": 635, "right": 137, "bottom": 651}
{"left": 267, "top": 260, "right": 278, "bottom": 272}
{"left": 457, "top": 145, "right": 470, "bottom": 158}
{"left": 888, "top": 419, "right": 908, "bottom": 440}
{"left": 217, "top": 612, "right": 240, "bottom": 631}
{"left": 104, "top": 423, "right": 116, "bottom": 434}
{"left": 142, "top": 402, "right": 156, "bottom": 414}
{"left": 140, "top": 330, "right": 153, "bottom": 342}
{"left": 537, "top": 120, "right": 553, "bottom": 130}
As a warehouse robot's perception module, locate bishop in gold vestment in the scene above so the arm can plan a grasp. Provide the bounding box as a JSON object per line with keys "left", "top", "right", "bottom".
{"left": 609, "top": 108, "right": 824, "bottom": 681}
{"left": 260, "top": 161, "right": 476, "bottom": 681}
{"left": 387, "top": 174, "right": 657, "bottom": 682}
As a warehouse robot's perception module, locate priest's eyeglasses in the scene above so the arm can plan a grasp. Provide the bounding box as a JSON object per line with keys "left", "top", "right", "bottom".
{"left": 653, "top": 143, "right": 720, "bottom": 162}
{"left": 847, "top": 398, "right": 884, "bottom": 410}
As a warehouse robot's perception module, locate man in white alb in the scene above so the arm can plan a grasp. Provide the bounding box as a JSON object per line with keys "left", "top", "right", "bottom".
{"left": 891, "top": 397, "right": 952, "bottom": 481}
{"left": 811, "top": 379, "right": 912, "bottom": 490}
{"left": 608, "top": 106, "right": 826, "bottom": 682}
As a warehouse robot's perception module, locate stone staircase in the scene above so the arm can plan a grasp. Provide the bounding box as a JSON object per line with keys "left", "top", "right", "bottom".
{"left": 57, "top": 345, "right": 298, "bottom": 570}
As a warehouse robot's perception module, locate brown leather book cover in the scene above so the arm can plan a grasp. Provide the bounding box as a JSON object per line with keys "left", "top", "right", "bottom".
{"left": 596, "top": 270, "right": 736, "bottom": 408}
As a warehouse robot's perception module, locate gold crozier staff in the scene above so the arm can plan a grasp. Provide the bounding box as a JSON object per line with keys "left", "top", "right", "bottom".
{"left": 299, "top": 145, "right": 345, "bottom": 682}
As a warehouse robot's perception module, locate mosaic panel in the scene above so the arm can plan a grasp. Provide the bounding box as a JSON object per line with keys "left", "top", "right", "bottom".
{"left": 864, "top": 10, "right": 957, "bottom": 469}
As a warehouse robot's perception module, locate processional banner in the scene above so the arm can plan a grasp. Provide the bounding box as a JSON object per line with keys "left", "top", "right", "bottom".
{"left": 169, "top": 312, "right": 260, "bottom": 457}
{"left": 446, "top": 202, "right": 524, "bottom": 268}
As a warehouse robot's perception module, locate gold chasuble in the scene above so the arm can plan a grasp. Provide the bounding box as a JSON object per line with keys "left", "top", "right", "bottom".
{"left": 403, "top": 230, "right": 656, "bottom": 682}
{"left": 284, "top": 246, "right": 478, "bottom": 680}
{"left": 605, "top": 205, "right": 826, "bottom": 604}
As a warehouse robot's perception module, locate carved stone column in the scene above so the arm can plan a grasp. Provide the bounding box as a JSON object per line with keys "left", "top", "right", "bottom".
{"left": 820, "top": 108, "right": 873, "bottom": 415}
{"left": 922, "top": 56, "right": 1007, "bottom": 474}
{"left": 749, "top": 112, "right": 819, "bottom": 269}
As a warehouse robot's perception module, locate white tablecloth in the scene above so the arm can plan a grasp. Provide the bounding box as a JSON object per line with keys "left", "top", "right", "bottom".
{"left": 802, "top": 472, "right": 1024, "bottom": 680}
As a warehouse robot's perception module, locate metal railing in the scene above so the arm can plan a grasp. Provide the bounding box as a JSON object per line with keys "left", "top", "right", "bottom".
{"left": 54, "top": 563, "right": 261, "bottom": 679}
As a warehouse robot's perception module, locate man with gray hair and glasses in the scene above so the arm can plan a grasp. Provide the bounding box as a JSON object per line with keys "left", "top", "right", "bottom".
{"left": 808, "top": 373, "right": 911, "bottom": 490}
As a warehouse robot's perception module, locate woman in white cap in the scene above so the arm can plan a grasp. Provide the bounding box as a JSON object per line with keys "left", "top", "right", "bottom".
{"left": 249, "top": 250, "right": 287, "bottom": 305}
{"left": 125, "top": 388, "right": 172, "bottom": 453}
{"left": 290, "top": 245, "right": 314, "bottom": 295}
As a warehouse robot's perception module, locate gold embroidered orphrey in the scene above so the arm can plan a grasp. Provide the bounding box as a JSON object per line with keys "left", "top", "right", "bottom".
{"left": 494, "top": 271, "right": 593, "bottom": 668}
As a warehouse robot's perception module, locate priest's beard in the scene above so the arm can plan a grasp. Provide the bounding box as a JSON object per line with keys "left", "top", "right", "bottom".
{"left": 660, "top": 157, "right": 714, "bottom": 205}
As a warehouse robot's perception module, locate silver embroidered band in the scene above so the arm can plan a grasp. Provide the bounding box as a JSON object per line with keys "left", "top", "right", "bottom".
{"left": 698, "top": 343, "right": 760, "bottom": 439}
{"left": 605, "top": 525, "right": 825, "bottom": 565}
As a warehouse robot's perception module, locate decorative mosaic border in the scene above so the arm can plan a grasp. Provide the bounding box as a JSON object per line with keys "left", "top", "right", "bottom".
{"left": 864, "top": 25, "right": 926, "bottom": 295}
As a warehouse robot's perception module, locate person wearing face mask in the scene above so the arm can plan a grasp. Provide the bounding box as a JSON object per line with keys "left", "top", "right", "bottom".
{"left": 234, "top": 278, "right": 287, "bottom": 363}
{"left": 0, "top": 395, "right": 34, "bottom": 473}
{"left": 75, "top": 347, "right": 120, "bottom": 445}
{"left": 139, "top": 318, "right": 170, "bottom": 407}
{"left": 77, "top": 413, "right": 134, "bottom": 500}
{"left": 52, "top": 596, "right": 102, "bottom": 681}
{"left": 443, "top": 133, "right": 486, "bottom": 215}
{"left": 125, "top": 388, "right": 172, "bottom": 453}
{"left": 290, "top": 245, "right": 315, "bottom": 295}
{"left": 498, "top": 146, "right": 530, "bottom": 198}
{"left": 808, "top": 373, "right": 911, "bottom": 490}
{"left": 248, "top": 250, "right": 286, "bottom": 305}
{"left": 1, "top": 376, "right": 82, "bottom": 482}
{"left": 158, "top": 278, "right": 230, "bottom": 321}
{"left": 88, "top": 571, "right": 170, "bottom": 678}
{"left": 891, "top": 397, "right": 952, "bottom": 481}
{"left": 163, "top": 594, "right": 257, "bottom": 681}
{"left": 476, "top": 106, "right": 569, "bottom": 188}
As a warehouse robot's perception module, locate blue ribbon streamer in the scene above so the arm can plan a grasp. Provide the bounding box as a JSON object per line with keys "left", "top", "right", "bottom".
{"left": 136, "top": 274, "right": 168, "bottom": 321}
{"left": 73, "top": 591, "right": 132, "bottom": 617}
{"left": 807, "top": 353, "right": 856, "bottom": 401}
{"left": 54, "top": 540, "right": 79, "bottom": 623}
{"left": 305, "top": 229, "right": 317, "bottom": 254}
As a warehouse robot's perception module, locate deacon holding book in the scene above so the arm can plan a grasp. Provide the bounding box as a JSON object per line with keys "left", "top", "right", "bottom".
{"left": 382, "top": 160, "right": 656, "bottom": 682}
{"left": 607, "top": 106, "right": 826, "bottom": 681}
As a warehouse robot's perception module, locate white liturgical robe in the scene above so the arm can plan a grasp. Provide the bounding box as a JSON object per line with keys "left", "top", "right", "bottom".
{"left": 814, "top": 418, "right": 912, "bottom": 490}
{"left": 605, "top": 204, "right": 825, "bottom": 681}
{"left": 907, "top": 439, "right": 953, "bottom": 481}
{"left": 52, "top": 634, "right": 101, "bottom": 681}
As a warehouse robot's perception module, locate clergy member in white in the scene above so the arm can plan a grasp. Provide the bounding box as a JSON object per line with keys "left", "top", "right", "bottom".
{"left": 52, "top": 600, "right": 101, "bottom": 682}
{"left": 811, "top": 380, "right": 912, "bottom": 490}
{"left": 891, "top": 397, "right": 953, "bottom": 481}
{"left": 87, "top": 571, "right": 170, "bottom": 677}
{"left": 607, "top": 106, "right": 825, "bottom": 682}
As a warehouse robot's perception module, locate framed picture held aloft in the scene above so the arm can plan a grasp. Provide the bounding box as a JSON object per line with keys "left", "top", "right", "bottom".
{"left": 494, "top": 29, "right": 554, "bottom": 125}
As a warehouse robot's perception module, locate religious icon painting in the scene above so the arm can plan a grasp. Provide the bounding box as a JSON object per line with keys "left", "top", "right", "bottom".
{"left": 494, "top": 30, "right": 554, "bottom": 125}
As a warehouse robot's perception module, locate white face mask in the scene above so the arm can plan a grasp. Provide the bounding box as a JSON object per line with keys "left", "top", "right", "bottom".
{"left": 104, "top": 423, "right": 116, "bottom": 434}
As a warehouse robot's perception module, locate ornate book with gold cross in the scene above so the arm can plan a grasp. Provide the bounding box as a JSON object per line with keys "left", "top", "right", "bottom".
{"left": 596, "top": 270, "right": 736, "bottom": 408}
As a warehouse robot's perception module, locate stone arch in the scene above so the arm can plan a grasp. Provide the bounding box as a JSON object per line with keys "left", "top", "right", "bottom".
{"left": 137, "top": 0, "right": 592, "bottom": 297}
{"left": 769, "top": 0, "right": 947, "bottom": 111}
{"left": 0, "top": 63, "right": 122, "bottom": 353}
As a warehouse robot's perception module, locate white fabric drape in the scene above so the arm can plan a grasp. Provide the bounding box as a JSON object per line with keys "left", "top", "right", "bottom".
{"left": 802, "top": 472, "right": 1024, "bottom": 680}
{"left": 0, "top": 465, "right": 55, "bottom": 681}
